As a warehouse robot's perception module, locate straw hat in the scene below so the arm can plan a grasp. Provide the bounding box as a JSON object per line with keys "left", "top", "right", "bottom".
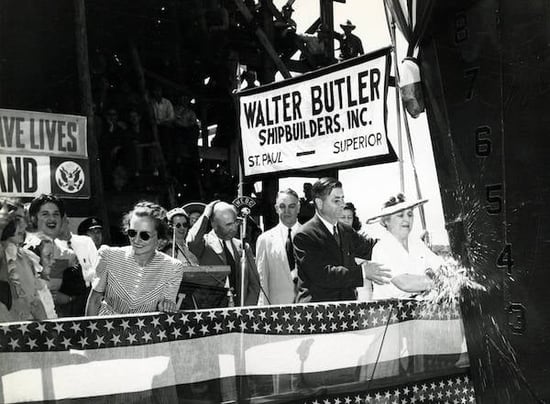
{"left": 366, "top": 193, "right": 428, "bottom": 224}
{"left": 182, "top": 202, "right": 206, "bottom": 216}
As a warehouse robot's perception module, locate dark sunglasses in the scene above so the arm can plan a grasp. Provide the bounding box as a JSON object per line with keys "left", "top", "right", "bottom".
{"left": 127, "top": 229, "right": 155, "bottom": 241}
{"left": 1, "top": 200, "right": 17, "bottom": 213}
{"left": 173, "top": 222, "right": 189, "bottom": 229}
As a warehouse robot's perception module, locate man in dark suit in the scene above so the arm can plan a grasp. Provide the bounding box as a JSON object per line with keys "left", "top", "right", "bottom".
{"left": 293, "top": 177, "right": 391, "bottom": 302}
{"left": 187, "top": 200, "right": 260, "bottom": 306}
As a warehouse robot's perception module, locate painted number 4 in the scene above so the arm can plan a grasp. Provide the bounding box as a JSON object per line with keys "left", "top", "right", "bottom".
{"left": 497, "top": 244, "right": 514, "bottom": 274}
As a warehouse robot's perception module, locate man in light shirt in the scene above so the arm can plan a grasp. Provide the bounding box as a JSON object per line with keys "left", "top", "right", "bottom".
{"left": 151, "top": 85, "right": 175, "bottom": 126}
{"left": 256, "top": 188, "right": 302, "bottom": 305}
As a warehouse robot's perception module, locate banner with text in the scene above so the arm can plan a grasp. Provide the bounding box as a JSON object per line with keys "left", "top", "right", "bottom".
{"left": 0, "top": 108, "right": 90, "bottom": 198}
{"left": 238, "top": 48, "right": 393, "bottom": 178}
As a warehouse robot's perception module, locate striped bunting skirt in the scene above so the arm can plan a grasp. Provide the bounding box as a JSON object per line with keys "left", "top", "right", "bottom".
{"left": 0, "top": 299, "right": 474, "bottom": 403}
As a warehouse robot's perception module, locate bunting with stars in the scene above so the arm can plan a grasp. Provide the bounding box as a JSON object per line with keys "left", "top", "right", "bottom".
{"left": 0, "top": 299, "right": 475, "bottom": 403}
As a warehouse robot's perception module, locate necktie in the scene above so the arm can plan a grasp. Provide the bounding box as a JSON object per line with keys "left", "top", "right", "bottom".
{"left": 222, "top": 241, "right": 237, "bottom": 290}
{"left": 285, "top": 228, "right": 295, "bottom": 270}
{"left": 333, "top": 225, "right": 341, "bottom": 248}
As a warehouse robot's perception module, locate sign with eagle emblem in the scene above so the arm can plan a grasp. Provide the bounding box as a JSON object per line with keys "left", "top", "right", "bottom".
{"left": 0, "top": 108, "right": 90, "bottom": 198}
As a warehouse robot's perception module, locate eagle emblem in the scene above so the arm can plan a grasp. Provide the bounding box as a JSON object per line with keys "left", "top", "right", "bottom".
{"left": 55, "top": 161, "right": 85, "bottom": 193}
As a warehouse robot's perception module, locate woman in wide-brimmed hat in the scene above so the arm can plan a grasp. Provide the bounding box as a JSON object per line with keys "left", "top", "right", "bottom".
{"left": 366, "top": 193, "right": 442, "bottom": 300}
{"left": 182, "top": 202, "right": 206, "bottom": 228}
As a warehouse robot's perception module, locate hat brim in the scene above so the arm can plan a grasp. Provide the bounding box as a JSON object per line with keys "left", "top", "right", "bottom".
{"left": 340, "top": 24, "right": 356, "bottom": 30}
{"left": 366, "top": 199, "right": 428, "bottom": 224}
{"left": 167, "top": 207, "right": 189, "bottom": 222}
{"left": 182, "top": 202, "right": 206, "bottom": 215}
{"left": 77, "top": 218, "right": 103, "bottom": 235}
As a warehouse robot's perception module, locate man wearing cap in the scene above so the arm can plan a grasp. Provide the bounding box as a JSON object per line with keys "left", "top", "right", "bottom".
{"left": 186, "top": 200, "right": 260, "bottom": 306}
{"left": 77, "top": 217, "right": 104, "bottom": 249}
{"left": 335, "top": 20, "right": 364, "bottom": 61}
{"left": 256, "top": 188, "right": 302, "bottom": 305}
{"left": 56, "top": 215, "right": 99, "bottom": 316}
{"left": 293, "top": 177, "right": 391, "bottom": 303}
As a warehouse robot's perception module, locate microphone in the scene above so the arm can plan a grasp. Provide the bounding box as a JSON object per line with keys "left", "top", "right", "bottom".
{"left": 233, "top": 196, "right": 255, "bottom": 215}
{"left": 232, "top": 196, "right": 256, "bottom": 239}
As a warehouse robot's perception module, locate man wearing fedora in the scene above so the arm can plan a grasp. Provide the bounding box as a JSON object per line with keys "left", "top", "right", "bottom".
{"left": 293, "top": 177, "right": 391, "bottom": 303}
{"left": 335, "top": 20, "right": 364, "bottom": 61}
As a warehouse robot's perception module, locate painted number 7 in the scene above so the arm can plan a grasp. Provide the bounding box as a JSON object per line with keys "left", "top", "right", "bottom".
{"left": 464, "top": 67, "right": 480, "bottom": 101}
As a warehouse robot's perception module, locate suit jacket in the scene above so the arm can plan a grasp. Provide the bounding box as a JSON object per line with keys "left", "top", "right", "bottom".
{"left": 187, "top": 214, "right": 260, "bottom": 306}
{"left": 256, "top": 222, "right": 301, "bottom": 305}
{"left": 293, "top": 215, "right": 374, "bottom": 303}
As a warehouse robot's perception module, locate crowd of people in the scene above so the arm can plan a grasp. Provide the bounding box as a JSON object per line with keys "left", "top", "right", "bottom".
{"left": 0, "top": 176, "right": 442, "bottom": 323}
{"left": 97, "top": 85, "right": 203, "bottom": 195}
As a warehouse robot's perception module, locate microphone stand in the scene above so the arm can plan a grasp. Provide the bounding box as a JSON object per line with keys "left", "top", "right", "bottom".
{"left": 171, "top": 226, "right": 176, "bottom": 259}
{"left": 238, "top": 209, "right": 249, "bottom": 307}
{"left": 232, "top": 195, "right": 256, "bottom": 404}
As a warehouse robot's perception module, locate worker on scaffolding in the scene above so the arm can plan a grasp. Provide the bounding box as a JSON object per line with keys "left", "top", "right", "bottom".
{"left": 274, "top": 3, "right": 298, "bottom": 61}
{"left": 334, "top": 19, "right": 364, "bottom": 61}
{"left": 296, "top": 24, "right": 334, "bottom": 69}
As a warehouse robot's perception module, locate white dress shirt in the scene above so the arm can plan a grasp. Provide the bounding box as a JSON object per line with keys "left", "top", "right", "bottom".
{"left": 371, "top": 232, "right": 443, "bottom": 300}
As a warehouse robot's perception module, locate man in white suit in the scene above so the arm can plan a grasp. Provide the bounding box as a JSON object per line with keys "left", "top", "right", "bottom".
{"left": 256, "top": 188, "right": 302, "bottom": 305}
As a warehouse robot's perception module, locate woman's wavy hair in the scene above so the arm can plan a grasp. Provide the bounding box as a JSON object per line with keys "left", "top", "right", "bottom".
{"left": 121, "top": 201, "right": 169, "bottom": 239}
{"left": 28, "top": 194, "right": 66, "bottom": 226}
{"left": 343, "top": 202, "right": 362, "bottom": 231}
